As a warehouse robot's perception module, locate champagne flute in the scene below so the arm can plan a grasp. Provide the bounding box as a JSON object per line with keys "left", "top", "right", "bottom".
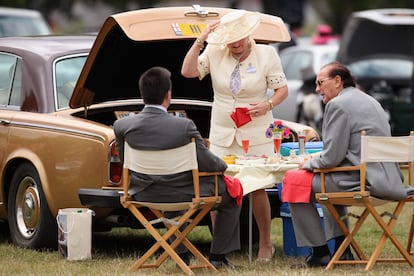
{"left": 241, "top": 132, "right": 250, "bottom": 157}
{"left": 272, "top": 131, "right": 282, "bottom": 158}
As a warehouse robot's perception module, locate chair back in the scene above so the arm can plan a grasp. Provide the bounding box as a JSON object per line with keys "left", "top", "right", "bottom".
{"left": 123, "top": 140, "right": 198, "bottom": 175}
{"left": 122, "top": 138, "right": 202, "bottom": 199}
{"left": 361, "top": 131, "right": 414, "bottom": 163}
{"left": 359, "top": 130, "right": 414, "bottom": 191}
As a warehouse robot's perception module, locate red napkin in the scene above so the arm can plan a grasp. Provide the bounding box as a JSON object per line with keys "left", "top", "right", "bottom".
{"left": 230, "top": 107, "right": 252, "bottom": 128}
{"left": 223, "top": 175, "right": 243, "bottom": 206}
{"left": 281, "top": 169, "right": 314, "bottom": 203}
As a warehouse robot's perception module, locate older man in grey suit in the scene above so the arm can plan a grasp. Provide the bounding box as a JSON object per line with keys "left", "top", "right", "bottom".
{"left": 113, "top": 66, "right": 240, "bottom": 269}
{"left": 289, "top": 61, "right": 411, "bottom": 268}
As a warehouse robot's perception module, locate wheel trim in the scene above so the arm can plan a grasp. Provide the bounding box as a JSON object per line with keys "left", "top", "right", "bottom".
{"left": 15, "top": 176, "right": 40, "bottom": 238}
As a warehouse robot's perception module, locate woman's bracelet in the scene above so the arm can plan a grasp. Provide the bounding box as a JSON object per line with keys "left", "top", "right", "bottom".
{"left": 196, "top": 38, "right": 204, "bottom": 50}
{"left": 267, "top": 99, "right": 274, "bottom": 111}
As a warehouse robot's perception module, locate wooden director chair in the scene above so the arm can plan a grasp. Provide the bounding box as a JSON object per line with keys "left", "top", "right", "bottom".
{"left": 120, "top": 138, "right": 222, "bottom": 275}
{"left": 315, "top": 130, "right": 414, "bottom": 270}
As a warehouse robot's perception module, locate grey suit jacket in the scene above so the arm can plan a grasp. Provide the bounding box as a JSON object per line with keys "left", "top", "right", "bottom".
{"left": 302, "top": 87, "right": 408, "bottom": 200}
{"left": 113, "top": 106, "right": 228, "bottom": 202}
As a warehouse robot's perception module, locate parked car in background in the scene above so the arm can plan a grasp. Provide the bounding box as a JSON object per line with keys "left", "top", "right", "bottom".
{"left": 0, "top": 6, "right": 320, "bottom": 250}
{"left": 0, "top": 7, "right": 51, "bottom": 37}
{"left": 337, "top": 8, "right": 414, "bottom": 135}
{"left": 273, "top": 41, "right": 338, "bottom": 132}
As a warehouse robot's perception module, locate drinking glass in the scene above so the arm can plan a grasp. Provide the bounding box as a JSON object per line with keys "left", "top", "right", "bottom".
{"left": 272, "top": 131, "right": 282, "bottom": 157}
{"left": 241, "top": 132, "right": 250, "bottom": 156}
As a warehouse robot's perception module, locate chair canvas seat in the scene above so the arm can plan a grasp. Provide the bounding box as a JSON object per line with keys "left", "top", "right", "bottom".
{"left": 120, "top": 138, "right": 222, "bottom": 275}
{"left": 132, "top": 196, "right": 221, "bottom": 212}
{"left": 132, "top": 201, "right": 193, "bottom": 212}
{"left": 315, "top": 131, "right": 414, "bottom": 270}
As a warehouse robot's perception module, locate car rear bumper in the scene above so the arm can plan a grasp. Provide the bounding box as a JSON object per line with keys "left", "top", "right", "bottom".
{"left": 79, "top": 188, "right": 123, "bottom": 208}
{"left": 79, "top": 186, "right": 282, "bottom": 219}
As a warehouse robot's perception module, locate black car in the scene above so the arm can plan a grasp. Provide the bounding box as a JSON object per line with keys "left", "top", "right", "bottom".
{"left": 336, "top": 8, "right": 414, "bottom": 135}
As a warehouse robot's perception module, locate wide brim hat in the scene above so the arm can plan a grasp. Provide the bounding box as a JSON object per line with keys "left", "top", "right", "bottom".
{"left": 206, "top": 10, "right": 261, "bottom": 45}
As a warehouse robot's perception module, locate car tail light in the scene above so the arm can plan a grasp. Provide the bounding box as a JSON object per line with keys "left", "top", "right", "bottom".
{"left": 109, "top": 141, "right": 122, "bottom": 184}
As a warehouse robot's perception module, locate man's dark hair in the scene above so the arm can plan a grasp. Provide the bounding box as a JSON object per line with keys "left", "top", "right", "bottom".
{"left": 138, "top": 66, "right": 172, "bottom": 105}
{"left": 325, "top": 61, "right": 356, "bottom": 88}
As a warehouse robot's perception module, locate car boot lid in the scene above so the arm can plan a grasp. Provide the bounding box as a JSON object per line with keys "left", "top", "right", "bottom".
{"left": 70, "top": 5, "right": 290, "bottom": 109}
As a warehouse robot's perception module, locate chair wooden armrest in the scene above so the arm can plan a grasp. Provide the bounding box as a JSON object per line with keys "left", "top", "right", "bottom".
{"left": 313, "top": 165, "right": 360, "bottom": 173}
{"left": 194, "top": 171, "right": 223, "bottom": 198}
{"left": 198, "top": 171, "right": 223, "bottom": 177}
{"left": 314, "top": 165, "right": 360, "bottom": 193}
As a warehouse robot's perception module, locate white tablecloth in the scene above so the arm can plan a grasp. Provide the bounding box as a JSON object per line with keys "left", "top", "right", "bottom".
{"left": 225, "top": 162, "right": 299, "bottom": 195}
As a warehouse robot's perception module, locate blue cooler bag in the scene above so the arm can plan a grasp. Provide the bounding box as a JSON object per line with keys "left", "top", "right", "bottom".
{"left": 280, "top": 141, "right": 323, "bottom": 157}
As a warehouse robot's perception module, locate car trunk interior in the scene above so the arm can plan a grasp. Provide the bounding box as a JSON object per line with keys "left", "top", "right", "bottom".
{"left": 84, "top": 24, "right": 214, "bottom": 104}
{"left": 71, "top": 103, "right": 212, "bottom": 138}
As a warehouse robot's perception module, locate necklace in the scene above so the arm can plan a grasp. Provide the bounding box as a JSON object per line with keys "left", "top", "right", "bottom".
{"left": 231, "top": 40, "right": 252, "bottom": 62}
{"left": 232, "top": 47, "right": 250, "bottom": 62}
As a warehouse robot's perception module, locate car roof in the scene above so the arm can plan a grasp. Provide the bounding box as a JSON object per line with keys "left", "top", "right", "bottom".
{"left": 0, "top": 35, "right": 94, "bottom": 59}
{"left": 337, "top": 8, "right": 414, "bottom": 64}
{"left": 70, "top": 6, "right": 291, "bottom": 108}
{"left": 352, "top": 8, "right": 414, "bottom": 25}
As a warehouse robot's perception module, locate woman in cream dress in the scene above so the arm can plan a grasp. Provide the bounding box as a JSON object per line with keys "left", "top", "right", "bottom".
{"left": 181, "top": 10, "right": 289, "bottom": 261}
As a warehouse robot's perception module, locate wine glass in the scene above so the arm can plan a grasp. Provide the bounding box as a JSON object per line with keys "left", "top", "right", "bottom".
{"left": 241, "top": 132, "right": 250, "bottom": 156}
{"left": 272, "top": 131, "right": 282, "bottom": 157}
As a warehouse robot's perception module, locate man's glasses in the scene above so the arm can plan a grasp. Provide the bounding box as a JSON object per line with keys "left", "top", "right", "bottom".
{"left": 315, "top": 77, "right": 332, "bottom": 86}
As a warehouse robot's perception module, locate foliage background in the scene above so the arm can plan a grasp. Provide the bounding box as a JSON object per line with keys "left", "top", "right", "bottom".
{"left": 1, "top": 0, "right": 414, "bottom": 34}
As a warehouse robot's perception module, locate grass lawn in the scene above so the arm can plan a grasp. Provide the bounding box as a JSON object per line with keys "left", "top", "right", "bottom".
{"left": 0, "top": 203, "right": 413, "bottom": 275}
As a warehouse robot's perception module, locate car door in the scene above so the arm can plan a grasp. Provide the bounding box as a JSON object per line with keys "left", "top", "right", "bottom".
{"left": 0, "top": 53, "right": 20, "bottom": 203}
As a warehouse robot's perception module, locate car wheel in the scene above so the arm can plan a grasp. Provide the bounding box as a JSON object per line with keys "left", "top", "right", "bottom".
{"left": 8, "top": 162, "right": 57, "bottom": 250}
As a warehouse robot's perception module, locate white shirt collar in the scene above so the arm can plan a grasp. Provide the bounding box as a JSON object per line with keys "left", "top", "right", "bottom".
{"left": 144, "top": 104, "right": 167, "bottom": 112}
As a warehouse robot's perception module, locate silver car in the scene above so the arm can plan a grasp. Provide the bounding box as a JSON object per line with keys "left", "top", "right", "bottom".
{"left": 273, "top": 42, "right": 338, "bottom": 128}
{"left": 0, "top": 7, "right": 51, "bottom": 37}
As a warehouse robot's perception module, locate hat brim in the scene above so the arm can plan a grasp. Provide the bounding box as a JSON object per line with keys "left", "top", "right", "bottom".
{"left": 206, "top": 13, "right": 261, "bottom": 45}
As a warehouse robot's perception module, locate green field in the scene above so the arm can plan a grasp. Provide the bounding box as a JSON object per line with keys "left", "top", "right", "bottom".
{"left": 0, "top": 202, "right": 413, "bottom": 275}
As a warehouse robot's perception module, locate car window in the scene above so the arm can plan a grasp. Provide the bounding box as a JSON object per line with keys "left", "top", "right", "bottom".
{"left": 0, "top": 53, "right": 19, "bottom": 106}
{"left": 280, "top": 50, "right": 313, "bottom": 80}
{"left": 320, "top": 51, "right": 337, "bottom": 68}
{"left": 55, "top": 55, "right": 87, "bottom": 109}
{"left": 9, "top": 58, "right": 21, "bottom": 106}
{"left": 348, "top": 59, "right": 413, "bottom": 79}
